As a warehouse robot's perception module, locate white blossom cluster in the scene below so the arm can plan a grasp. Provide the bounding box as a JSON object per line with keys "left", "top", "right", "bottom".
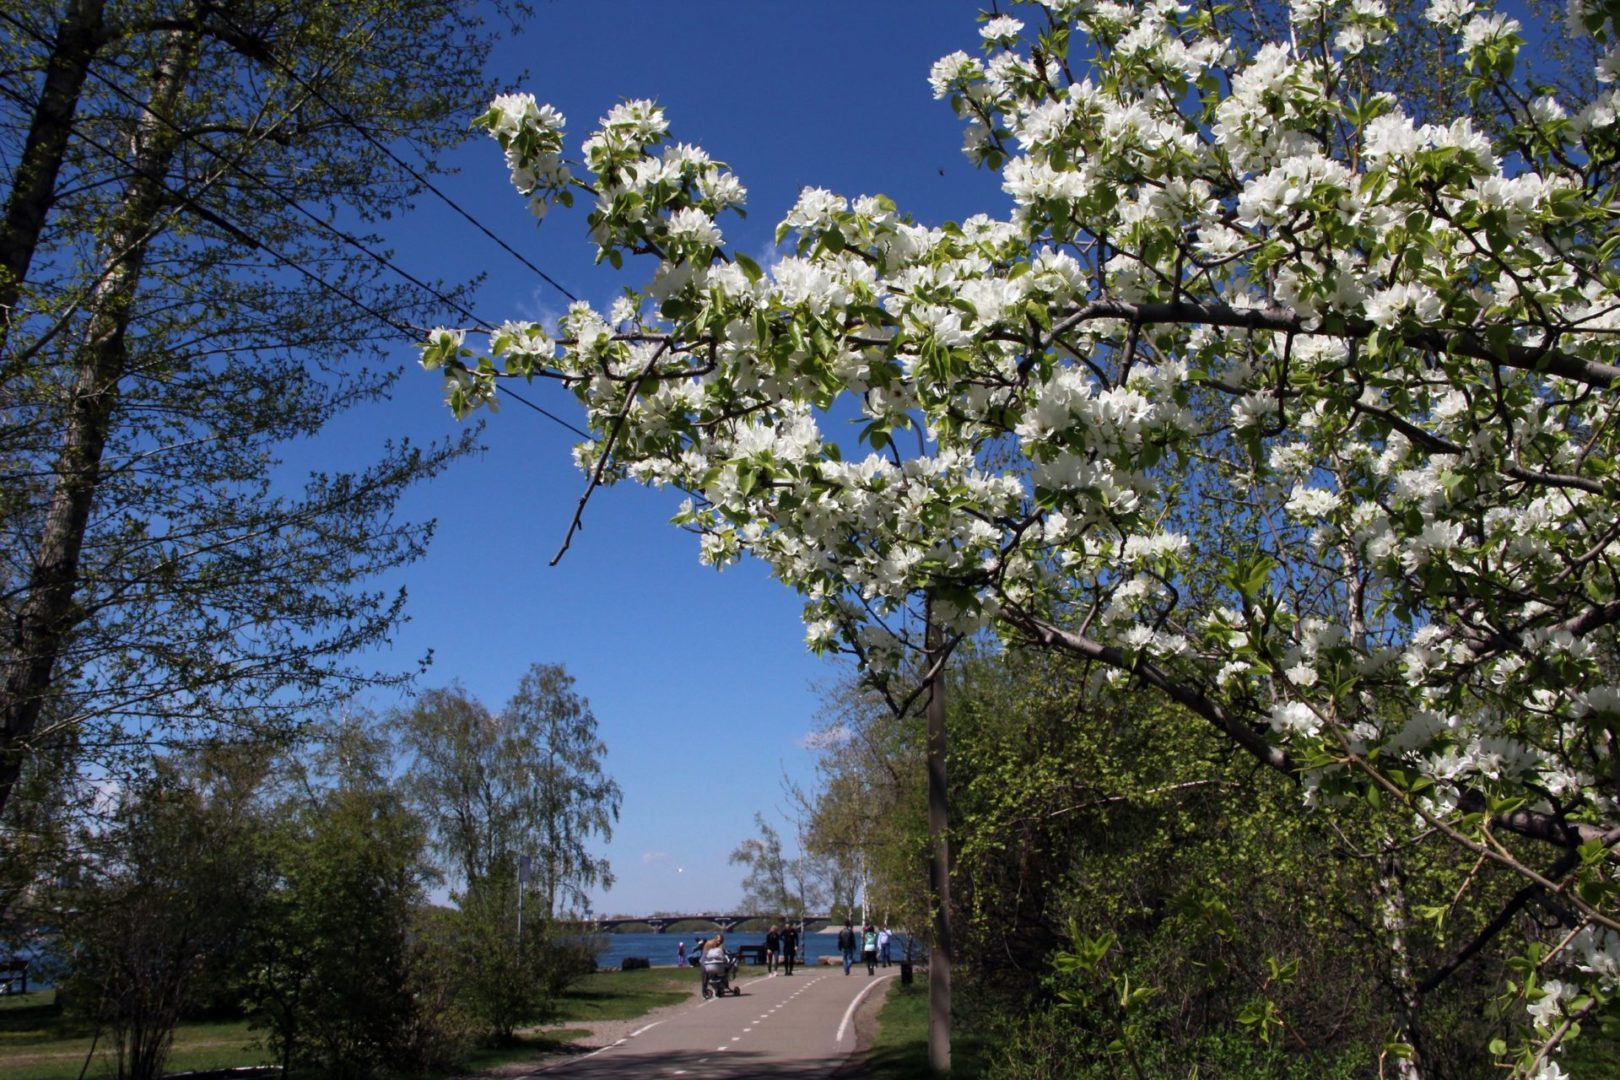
{"left": 433, "top": 3, "right": 1620, "bottom": 1069}
{"left": 476, "top": 94, "right": 571, "bottom": 219}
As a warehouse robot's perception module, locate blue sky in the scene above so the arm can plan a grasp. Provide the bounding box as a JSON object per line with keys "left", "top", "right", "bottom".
{"left": 328, "top": 1, "right": 1007, "bottom": 915}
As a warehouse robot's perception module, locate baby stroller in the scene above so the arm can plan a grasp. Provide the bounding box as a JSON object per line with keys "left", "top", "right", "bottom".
{"left": 700, "top": 949, "right": 741, "bottom": 998}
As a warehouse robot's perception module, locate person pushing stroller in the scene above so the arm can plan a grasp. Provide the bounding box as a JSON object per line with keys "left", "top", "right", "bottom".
{"left": 699, "top": 932, "right": 740, "bottom": 998}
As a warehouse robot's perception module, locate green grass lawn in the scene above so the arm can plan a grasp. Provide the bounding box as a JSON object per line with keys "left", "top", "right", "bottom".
{"left": 0, "top": 968, "right": 701, "bottom": 1080}
{"left": 859, "top": 980, "right": 987, "bottom": 1080}
{"left": 437, "top": 967, "right": 700, "bottom": 1076}
{"left": 859, "top": 979, "right": 934, "bottom": 1080}
{"left": 552, "top": 965, "right": 699, "bottom": 1024}
{"left": 0, "top": 991, "right": 269, "bottom": 1080}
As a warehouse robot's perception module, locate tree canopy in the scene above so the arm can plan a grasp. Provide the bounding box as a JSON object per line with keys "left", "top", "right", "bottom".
{"left": 427, "top": 0, "right": 1620, "bottom": 1073}
{"left": 0, "top": 0, "right": 496, "bottom": 825}
{"left": 394, "top": 664, "right": 621, "bottom": 918}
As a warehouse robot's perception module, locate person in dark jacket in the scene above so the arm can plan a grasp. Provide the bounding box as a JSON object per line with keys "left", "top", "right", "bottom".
{"left": 765, "top": 924, "right": 781, "bottom": 973}
{"left": 838, "top": 920, "right": 857, "bottom": 975}
{"left": 781, "top": 922, "right": 800, "bottom": 976}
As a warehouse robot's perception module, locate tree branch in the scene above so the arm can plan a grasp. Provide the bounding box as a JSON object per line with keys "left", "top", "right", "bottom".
{"left": 1050, "top": 299, "right": 1620, "bottom": 390}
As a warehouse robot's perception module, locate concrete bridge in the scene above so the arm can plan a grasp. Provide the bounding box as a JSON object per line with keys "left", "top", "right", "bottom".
{"left": 580, "top": 912, "right": 835, "bottom": 934}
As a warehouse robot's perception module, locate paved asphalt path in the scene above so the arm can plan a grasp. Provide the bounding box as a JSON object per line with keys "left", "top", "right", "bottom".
{"left": 533, "top": 967, "right": 898, "bottom": 1079}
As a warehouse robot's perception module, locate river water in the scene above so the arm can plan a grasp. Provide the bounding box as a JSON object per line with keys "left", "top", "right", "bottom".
{"left": 589, "top": 929, "right": 913, "bottom": 971}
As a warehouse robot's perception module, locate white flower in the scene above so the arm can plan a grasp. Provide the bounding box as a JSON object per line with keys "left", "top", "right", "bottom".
{"left": 958, "top": 277, "right": 1027, "bottom": 326}
{"left": 804, "top": 619, "right": 839, "bottom": 648}
{"left": 910, "top": 303, "right": 972, "bottom": 348}
{"left": 1363, "top": 114, "right": 1426, "bottom": 160}
{"left": 782, "top": 187, "right": 848, "bottom": 232}
{"left": 1120, "top": 531, "right": 1190, "bottom": 565}
{"left": 666, "top": 207, "right": 723, "bottom": 247}
{"left": 425, "top": 326, "right": 464, "bottom": 351}
{"left": 1285, "top": 486, "right": 1340, "bottom": 520}
{"left": 487, "top": 93, "right": 538, "bottom": 136}
{"left": 699, "top": 171, "right": 748, "bottom": 210}
{"left": 1424, "top": 0, "right": 1474, "bottom": 28}
{"left": 1529, "top": 95, "right": 1568, "bottom": 123}
{"left": 1527, "top": 979, "right": 1570, "bottom": 1030}
{"left": 980, "top": 15, "right": 1024, "bottom": 42}
{"left": 1364, "top": 282, "right": 1444, "bottom": 328}
{"left": 1231, "top": 392, "right": 1279, "bottom": 429}
{"left": 1284, "top": 662, "right": 1319, "bottom": 687}
{"left": 1269, "top": 701, "right": 1323, "bottom": 736}
{"left": 1580, "top": 686, "right": 1620, "bottom": 715}
{"left": 929, "top": 51, "right": 983, "bottom": 100}
{"left": 602, "top": 99, "right": 669, "bottom": 144}
{"left": 1459, "top": 12, "right": 1520, "bottom": 53}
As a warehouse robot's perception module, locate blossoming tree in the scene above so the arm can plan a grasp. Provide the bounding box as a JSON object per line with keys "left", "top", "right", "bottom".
{"left": 424, "top": 1, "right": 1620, "bottom": 1073}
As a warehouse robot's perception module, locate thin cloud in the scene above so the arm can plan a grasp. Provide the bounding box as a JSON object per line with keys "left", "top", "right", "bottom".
{"left": 799, "top": 724, "right": 851, "bottom": 750}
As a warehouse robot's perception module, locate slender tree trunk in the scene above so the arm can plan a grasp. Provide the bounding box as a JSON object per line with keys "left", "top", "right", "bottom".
{"left": 1375, "top": 841, "right": 1426, "bottom": 1080}
{"left": 1339, "top": 500, "right": 1423, "bottom": 1075}
{"left": 925, "top": 597, "right": 952, "bottom": 1075}
{"left": 0, "top": 0, "right": 106, "bottom": 362}
{"left": 0, "top": 20, "right": 199, "bottom": 823}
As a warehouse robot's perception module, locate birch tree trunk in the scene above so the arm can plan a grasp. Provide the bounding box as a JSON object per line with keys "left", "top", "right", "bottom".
{"left": 0, "top": 0, "right": 105, "bottom": 360}
{"left": 926, "top": 596, "right": 952, "bottom": 1075}
{"left": 0, "top": 16, "right": 200, "bottom": 821}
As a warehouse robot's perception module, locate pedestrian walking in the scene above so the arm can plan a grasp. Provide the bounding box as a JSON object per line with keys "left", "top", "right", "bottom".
{"left": 838, "top": 920, "right": 857, "bottom": 975}
{"left": 781, "top": 922, "right": 800, "bottom": 976}
{"left": 877, "top": 925, "right": 892, "bottom": 967}
{"left": 862, "top": 923, "right": 879, "bottom": 975}
{"left": 765, "top": 924, "right": 781, "bottom": 974}
{"left": 677, "top": 939, "right": 687, "bottom": 967}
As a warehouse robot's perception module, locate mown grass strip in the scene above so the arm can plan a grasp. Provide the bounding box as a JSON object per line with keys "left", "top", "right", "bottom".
{"left": 0, "top": 994, "right": 267, "bottom": 1080}
{"left": 0, "top": 969, "right": 701, "bottom": 1080}
{"left": 552, "top": 965, "right": 699, "bottom": 1024}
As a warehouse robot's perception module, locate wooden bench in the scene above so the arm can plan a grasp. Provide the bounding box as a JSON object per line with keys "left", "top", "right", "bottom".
{"left": 0, "top": 959, "right": 28, "bottom": 995}
{"left": 734, "top": 945, "right": 767, "bottom": 966}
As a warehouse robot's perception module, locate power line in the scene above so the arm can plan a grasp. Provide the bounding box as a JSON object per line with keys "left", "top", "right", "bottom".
{"left": 47, "top": 118, "right": 419, "bottom": 337}
{"left": 207, "top": 4, "right": 581, "bottom": 306}
{"left": 496, "top": 383, "right": 591, "bottom": 439}
{"left": 0, "top": 8, "right": 599, "bottom": 446}
{"left": 0, "top": 7, "right": 492, "bottom": 334}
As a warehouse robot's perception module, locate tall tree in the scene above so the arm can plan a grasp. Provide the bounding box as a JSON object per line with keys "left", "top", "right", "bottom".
{"left": 394, "top": 663, "right": 621, "bottom": 917}
{"left": 730, "top": 812, "right": 792, "bottom": 916}
{"left": 392, "top": 668, "right": 617, "bottom": 1042}
{"left": 504, "top": 662, "right": 621, "bottom": 918}
{"left": 799, "top": 676, "right": 928, "bottom": 929}
{"left": 392, "top": 685, "right": 509, "bottom": 887}
{"left": 240, "top": 715, "right": 451, "bottom": 1079}
{"left": 730, "top": 811, "right": 826, "bottom": 919}
{"left": 56, "top": 746, "right": 276, "bottom": 1080}
{"left": 0, "top": 0, "right": 495, "bottom": 826}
